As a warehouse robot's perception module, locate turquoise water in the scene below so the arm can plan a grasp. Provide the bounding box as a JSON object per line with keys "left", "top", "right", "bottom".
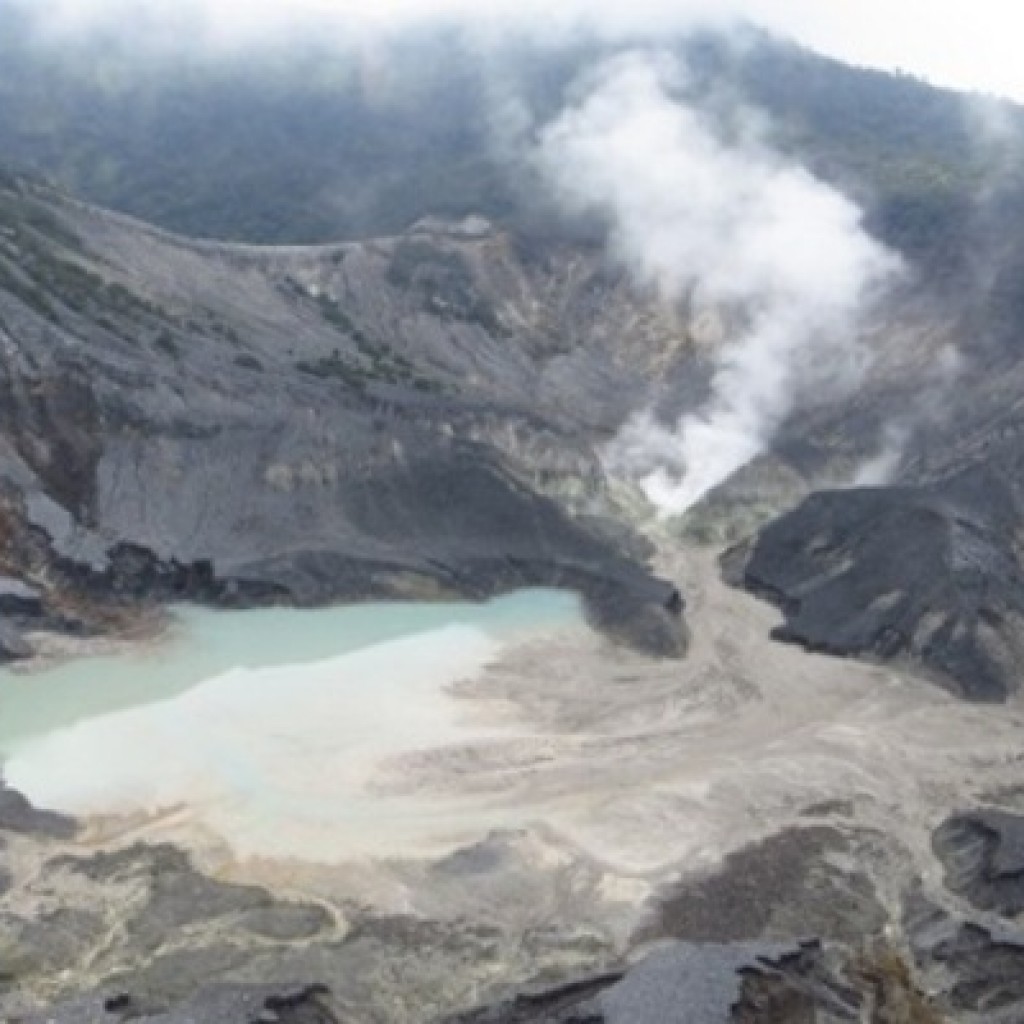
{"left": 0, "top": 590, "right": 584, "bottom": 858}
{"left": 0, "top": 589, "right": 582, "bottom": 755}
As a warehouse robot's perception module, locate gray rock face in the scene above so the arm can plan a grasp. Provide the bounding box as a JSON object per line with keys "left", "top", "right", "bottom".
{"left": 19, "top": 984, "right": 339, "bottom": 1024}
{"left": 905, "top": 889, "right": 1024, "bottom": 1021}
{"left": 887, "top": 811, "right": 1024, "bottom": 1021}
{"left": 723, "top": 461, "right": 1024, "bottom": 701}
{"left": 0, "top": 784, "right": 75, "bottom": 839}
{"left": 0, "top": 787, "right": 617, "bottom": 1023}
{"left": 929, "top": 924, "right": 1024, "bottom": 1017}
{"left": 441, "top": 823, "right": 940, "bottom": 1024}
{"left": 7, "top": 150, "right": 1024, "bottom": 1024}
{"left": 0, "top": 176, "right": 686, "bottom": 655}
{"left": 639, "top": 826, "right": 888, "bottom": 948}
{"left": 0, "top": 828, "right": 352, "bottom": 1022}
{"left": 594, "top": 943, "right": 820, "bottom": 1024}
{"left": 52, "top": 844, "right": 275, "bottom": 956}
{"left": 933, "top": 810, "right": 1024, "bottom": 916}
{"left": 0, "top": 576, "right": 42, "bottom": 614}
{"left": 8, "top": 785, "right": 1014, "bottom": 1024}
{"left": 441, "top": 941, "right": 865, "bottom": 1024}
{"left": 0, "top": 620, "right": 30, "bottom": 662}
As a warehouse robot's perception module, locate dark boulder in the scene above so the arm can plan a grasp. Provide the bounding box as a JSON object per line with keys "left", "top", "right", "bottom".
{"left": 441, "top": 941, "right": 861, "bottom": 1024}
{"left": 0, "top": 620, "right": 31, "bottom": 662}
{"left": 932, "top": 810, "right": 1024, "bottom": 915}
{"left": 724, "top": 465, "right": 1024, "bottom": 701}
{"left": 0, "top": 784, "right": 76, "bottom": 839}
{"left": 19, "top": 983, "right": 338, "bottom": 1024}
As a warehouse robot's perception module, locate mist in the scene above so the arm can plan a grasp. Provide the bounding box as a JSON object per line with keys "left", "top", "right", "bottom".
{"left": 19, "top": 0, "right": 735, "bottom": 50}
{"left": 533, "top": 53, "right": 899, "bottom": 515}
{"left": 13, "top": 0, "right": 1024, "bottom": 100}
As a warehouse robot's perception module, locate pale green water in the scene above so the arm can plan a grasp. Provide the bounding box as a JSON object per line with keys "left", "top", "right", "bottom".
{"left": 0, "top": 590, "right": 585, "bottom": 858}
{"left": 0, "top": 589, "right": 582, "bottom": 755}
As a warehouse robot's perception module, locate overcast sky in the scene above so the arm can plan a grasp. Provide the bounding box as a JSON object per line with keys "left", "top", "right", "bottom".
{"left": 36, "top": 0, "right": 1024, "bottom": 102}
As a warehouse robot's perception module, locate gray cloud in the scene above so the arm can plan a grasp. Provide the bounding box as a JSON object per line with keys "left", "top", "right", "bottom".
{"left": 17, "top": 0, "right": 1024, "bottom": 100}
{"left": 22, "top": 0, "right": 732, "bottom": 49}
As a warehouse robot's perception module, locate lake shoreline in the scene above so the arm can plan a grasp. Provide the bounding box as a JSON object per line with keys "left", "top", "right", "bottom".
{"left": 5, "top": 549, "right": 1024, "bottom": 1021}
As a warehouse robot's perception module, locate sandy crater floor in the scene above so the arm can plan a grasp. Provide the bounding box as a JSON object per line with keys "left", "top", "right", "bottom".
{"left": 6, "top": 543, "right": 1024, "bottom": 1022}
{"left": 38, "top": 546, "right": 1024, "bottom": 943}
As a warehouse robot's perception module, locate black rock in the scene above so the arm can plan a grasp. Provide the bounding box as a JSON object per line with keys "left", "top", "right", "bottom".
{"left": 933, "top": 810, "right": 1024, "bottom": 915}
{"left": 0, "top": 620, "right": 31, "bottom": 662}
{"left": 639, "top": 826, "right": 887, "bottom": 947}
{"left": 0, "top": 180, "right": 690, "bottom": 660}
{"left": 919, "top": 919, "right": 1024, "bottom": 1018}
{"left": 0, "top": 784, "right": 76, "bottom": 839}
{"left": 725, "top": 463, "right": 1024, "bottom": 701}
{"left": 441, "top": 941, "right": 861, "bottom": 1024}
{"left": 0, "top": 577, "right": 44, "bottom": 618}
{"left": 20, "top": 983, "right": 338, "bottom": 1024}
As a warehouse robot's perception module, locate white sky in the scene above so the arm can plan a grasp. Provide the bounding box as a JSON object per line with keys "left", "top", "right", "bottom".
{"left": 739, "top": 0, "right": 1021, "bottom": 100}
{"left": 37, "top": 0, "right": 1024, "bottom": 102}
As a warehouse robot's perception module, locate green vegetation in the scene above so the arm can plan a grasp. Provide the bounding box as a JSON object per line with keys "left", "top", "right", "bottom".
{"left": 0, "top": 180, "right": 174, "bottom": 334}
{"left": 0, "top": 13, "right": 989, "bottom": 256}
{"left": 295, "top": 352, "right": 370, "bottom": 391}
{"left": 0, "top": 239, "right": 167, "bottom": 331}
{"left": 678, "top": 32, "right": 1005, "bottom": 282}
{"left": 0, "top": 14, "right": 1013, "bottom": 269}
{"left": 0, "top": 189, "right": 81, "bottom": 251}
{"left": 284, "top": 279, "right": 442, "bottom": 392}
{"left": 0, "top": 4, "right": 508, "bottom": 243}
{"left": 0, "top": 256, "right": 56, "bottom": 321}
{"left": 0, "top": 10, "right": 1021, "bottom": 332}
{"left": 387, "top": 241, "right": 501, "bottom": 331}
{"left": 296, "top": 340, "right": 441, "bottom": 394}
{"left": 295, "top": 350, "right": 418, "bottom": 392}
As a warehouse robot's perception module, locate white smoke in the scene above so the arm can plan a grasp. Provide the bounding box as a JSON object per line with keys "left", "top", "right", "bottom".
{"left": 850, "top": 343, "right": 963, "bottom": 488}
{"left": 851, "top": 422, "right": 911, "bottom": 487}
{"left": 534, "top": 52, "right": 900, "bottom": 515}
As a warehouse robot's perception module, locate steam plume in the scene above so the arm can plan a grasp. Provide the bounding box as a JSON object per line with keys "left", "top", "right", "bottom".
{"left": 534, "top": 53, "right": 899, "bottom": 515}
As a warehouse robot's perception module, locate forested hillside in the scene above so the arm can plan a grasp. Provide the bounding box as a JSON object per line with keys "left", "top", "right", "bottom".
{"left": 3, "top": 2, "right": 1022, "bottom": 280}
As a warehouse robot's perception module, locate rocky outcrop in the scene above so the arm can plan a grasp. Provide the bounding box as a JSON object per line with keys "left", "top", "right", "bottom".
{"left": 445, "top": 816, "right": 1024, "bottom": 1024}
{"left": 0, "top": 784, "right": 75, "bottom": 839}
{"left": 921, "top": 920, "right": 1024, "bottom": 1018}
{"left": 16, "top": 786, "right": 1024, "bottom": 1024}
{"left": 637, "top": 826, "right": 887, "bottom": 948}
{"left": 905, "top": 856, "right": 1024, "bottom": 1021}
{"left": 0, "top": 787, "right": 622, "bottom": 1023}
{"left": 442, "top": 941, "right": 856, "bottom": 1024}
{"left": 0, "top": 176, "right": 687, "bottom": 656}
{"left": 932, "top": 810, "right": 1024, "bottom": 916}
{"left": 441, "top": 824, "right": 944, "bottom": 1024}
{"left": 723, "top": 460, "right": 1024, "bottom": 701}
{"left": 18, "top": 984, "right": 339, "bottom": 1024}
